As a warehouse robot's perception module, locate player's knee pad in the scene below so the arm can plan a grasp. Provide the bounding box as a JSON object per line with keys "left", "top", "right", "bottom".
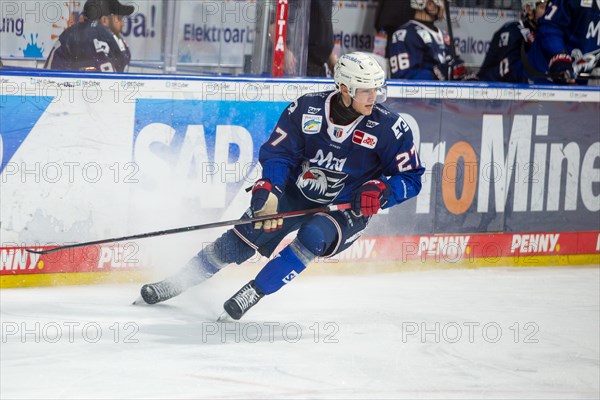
{"left": 199, "top": 229, "right": 256, "bottom": 266}
{"left": 296, "top": 215, "right": 339, "bottom": 257}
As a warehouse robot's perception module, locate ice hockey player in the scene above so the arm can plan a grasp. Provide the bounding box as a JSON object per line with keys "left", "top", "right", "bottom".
{"left": 478, "top": 1, "right": 548, "bottom": 83}
{"left": 387, "top": 0, "right": 467, "bottom": 81}
{"left": 44, "top": 0, "right": 132, "bottom": 72}
{"left": 138, "top": 52, "right": 425, "bottom": 320}
{"left": 526, "top": 0, "right": 600, "bottom": 84}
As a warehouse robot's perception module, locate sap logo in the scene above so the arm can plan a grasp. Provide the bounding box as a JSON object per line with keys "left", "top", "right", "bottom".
{"left": 282, "top": 270, "right": 298, "bottom": 283}
{"left": 133, "top": 122, "right": 254, "bottom": 208}
{"left": 418, "top": 236, "right": 470, "bottom": 259}
{"left": 0, "top": 248, "right": 42, "bottom": 271}
{"left": 307, "top": 106, "right": 321, "bottom": 114}
{"left": 310, "top": 149, "right": 347, "bottom": 171}
{"left": 510, "top": 234, "right": 560, "bottom": 254}
{"left": 352, "top": 130, "right": 378, "bottom": 149}
{"left": 365, "top": 120, "right": 379, "bottom": 128}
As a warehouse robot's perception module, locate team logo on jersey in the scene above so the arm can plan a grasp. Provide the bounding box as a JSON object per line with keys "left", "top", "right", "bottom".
{"left": 333, "top": 126, "right": 344, "bottom": 138}
{"left": 352, "top": 130, "right": 378, "bottom": 149}
{"left": 296, "top": 162, "right": 347, "bottom": 204}
{"left": 94, "top": 39, "right": 110, "bottom": 54}
{"left": 307, "top": 106, "right": 322, "bottom": 114}
{"left": 580, "top": 0, "right": 592, "bottom": 8}
{"left": 365, "top": 120, "right": 380, "bottom": 128}
{"left": 417, "top": 29, "right": 432, "bottom": 44}
{"left": 302, "top": 114, "right": 322, "bottom": 134}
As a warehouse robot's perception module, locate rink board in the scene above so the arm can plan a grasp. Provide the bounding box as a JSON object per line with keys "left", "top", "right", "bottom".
{"left": 2, "top": 231, "right": 599, "bottom": 288}
{"left": 0, "top": 71, "right": 599, "bottom": 287}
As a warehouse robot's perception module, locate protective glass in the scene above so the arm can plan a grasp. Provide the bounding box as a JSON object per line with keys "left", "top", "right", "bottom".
{"left": 354, "top": 85, "right": 387, "bottom": 104}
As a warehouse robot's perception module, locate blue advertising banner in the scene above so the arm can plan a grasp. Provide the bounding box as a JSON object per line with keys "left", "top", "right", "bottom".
{"left": 0, "top": 72, "right": 598, "bottom": 247}
{"left": 0, "top": 95, "right": 54, "bottom": 173}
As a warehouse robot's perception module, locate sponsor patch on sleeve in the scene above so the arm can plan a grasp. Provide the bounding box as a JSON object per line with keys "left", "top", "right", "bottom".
{"left": 302, "top": 114, "right": 323, "bottom": 134}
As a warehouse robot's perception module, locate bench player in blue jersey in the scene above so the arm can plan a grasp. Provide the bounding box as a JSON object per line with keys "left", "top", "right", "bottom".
{"left": 478, "top": 1, "right": 548, "bottom": 83}
{"left": 387, "top": 0, "right": 467, "bottom": 81}
{"left": 44, "top": 0, "right": 132, "bottom": 72}
{"left": 527, "top": 0, "right": 600, "bottom": 84}
{"left": 138, "top": 52, "right": 425, "bottom": 320}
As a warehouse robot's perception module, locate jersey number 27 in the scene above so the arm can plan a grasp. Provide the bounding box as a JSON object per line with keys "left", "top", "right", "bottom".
{"left": 396, "top": 144, "right": 420, "bottom": 172}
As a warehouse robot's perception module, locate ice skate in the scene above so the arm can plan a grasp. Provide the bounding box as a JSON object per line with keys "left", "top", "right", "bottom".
{"left": 222, "top": 280, "right": 265, "bottom": 320}
{"left": 138, "top": 278, "right": 186, "bottom": 305}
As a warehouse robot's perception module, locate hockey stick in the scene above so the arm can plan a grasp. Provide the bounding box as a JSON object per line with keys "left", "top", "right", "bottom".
{"left": 26, "top": 203, "right": 352, "bottom": 255}
{"left": 443, "top": 0, "right": 457, "bottom": 59}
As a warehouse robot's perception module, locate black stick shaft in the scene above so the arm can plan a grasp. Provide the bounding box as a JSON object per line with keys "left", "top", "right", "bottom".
{"left": 444, "top": 0, "right": 457, "bottom": 59}
{"left": 26, "top": 203, "right": 351, "bottom": 255}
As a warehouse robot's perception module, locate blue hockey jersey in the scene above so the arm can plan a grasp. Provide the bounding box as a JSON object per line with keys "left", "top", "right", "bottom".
{"left": 527, "top": 0, "right": 600, "bottom": 78}
{"left": 45, "top": 21, "right": 131, "bottom": 72}
{"left": 387, "top": 20, "right": 459, "bottom": 80}
{"left": 259, "top": 91, "right": 424, "bottom": 208}
{"left": 478, "top": 21, "right": 533, "bottom": 83}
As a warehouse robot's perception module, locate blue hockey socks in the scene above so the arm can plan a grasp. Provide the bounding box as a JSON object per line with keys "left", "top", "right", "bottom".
{"left": 254, "top": 240, "right": 316, "bottom": 294}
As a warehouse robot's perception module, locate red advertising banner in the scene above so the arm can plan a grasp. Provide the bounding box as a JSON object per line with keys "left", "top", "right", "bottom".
{"left": 271, "top": 0, "right": 289, "bottom": 77}
{"left": 2, "top": 231, "right": 598, "bottom": 282}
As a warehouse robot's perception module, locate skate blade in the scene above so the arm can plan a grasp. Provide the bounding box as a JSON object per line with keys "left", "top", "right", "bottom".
{"left": 132, "top": 296, "right": 147, "bottom": 305}
{"left": 217, "top": 311, "right": 233, "bottom": 322}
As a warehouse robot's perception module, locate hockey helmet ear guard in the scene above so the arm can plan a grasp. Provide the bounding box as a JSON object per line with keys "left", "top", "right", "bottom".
{"left": 334, "top": 52, "right": 387, "bottom": 103}
{"left": 410, "top": 0, "right": 443, "bottom": 10}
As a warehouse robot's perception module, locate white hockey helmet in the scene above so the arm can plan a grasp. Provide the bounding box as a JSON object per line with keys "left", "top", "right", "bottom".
{"left": 334, "top": 52, "right": 387, "bottom": 103}
{"left": 521, "top": 0, "right": 546, "bottom": 24}
{"left": 410, "top": 0, "right": 443, "bottom": 10}
{"left": 521, "top": 0, "right": 538, "bottom": 10}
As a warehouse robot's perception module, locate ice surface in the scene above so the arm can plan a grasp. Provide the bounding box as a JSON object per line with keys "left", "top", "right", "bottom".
{"left": 1, "top": 266, "right": 599, "bottom": 399}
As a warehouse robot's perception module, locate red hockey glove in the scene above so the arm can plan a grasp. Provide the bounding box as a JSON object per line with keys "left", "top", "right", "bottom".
{"left": 250, "top": 179, "right": 284, "bottom": 232}
{"left": 433, "top": 59, "right": 467, "bottom": 81}
{"left": 548, "top": 52, "right": 576, "bottom": 84}
{"left": 351, "top": 180, "right": 391, "bottom": 217}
